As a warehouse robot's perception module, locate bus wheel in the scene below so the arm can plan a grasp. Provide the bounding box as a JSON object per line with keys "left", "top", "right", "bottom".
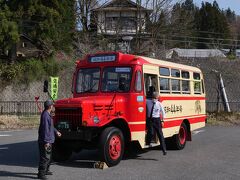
{"left": 174, "top": 123, "right": 187, "bottom": 150}
{"left": 52, "top": 143, "right": 72, "bottom": 162}
{"left": 99, "top": 127, "right": 124, "bottom": 167}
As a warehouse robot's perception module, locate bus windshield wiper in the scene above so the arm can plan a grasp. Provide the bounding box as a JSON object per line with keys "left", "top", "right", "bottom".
{"left": 82, "top": 82, "right": 97, "bottom": 93}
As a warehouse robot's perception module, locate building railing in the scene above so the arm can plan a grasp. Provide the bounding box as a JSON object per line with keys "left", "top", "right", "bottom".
{"left": 0, "top": 101, "right": 239, "bottom": 116}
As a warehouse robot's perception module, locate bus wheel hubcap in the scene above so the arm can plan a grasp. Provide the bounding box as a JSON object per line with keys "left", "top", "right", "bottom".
{"left": 109, "top": 135, "right": 121, "bottom": 160}
{"left": 179, "top": 126, "right": 186, "bottom": 145}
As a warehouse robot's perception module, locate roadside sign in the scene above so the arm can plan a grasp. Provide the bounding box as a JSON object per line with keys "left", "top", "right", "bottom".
{"left": 50, "top": 77, "right": 59, "bottom": 100}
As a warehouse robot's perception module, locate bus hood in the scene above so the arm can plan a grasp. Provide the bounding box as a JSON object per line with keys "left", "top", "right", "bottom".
{"left": 54, "top": 95, "right": 124, "bottom": 108}
{"left": 54, "top": 95, "right": 127, "bottom": 127}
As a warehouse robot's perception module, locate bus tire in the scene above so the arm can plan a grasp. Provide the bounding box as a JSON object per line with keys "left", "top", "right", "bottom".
{"left": 52, "top": 143, "right": 72, "bottom": 162}
{"left": 173, "top": 122, "right": 187, "bottom": 150}
{"left": 99, "top": 127, "right": 124, "bottom": 167}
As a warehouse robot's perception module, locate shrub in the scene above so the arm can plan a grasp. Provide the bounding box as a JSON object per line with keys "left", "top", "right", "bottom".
{"left": 0, "top": 63, "right": 24, "bottom": 81}
{"left": 0, "top": 57, "right": 73, "bottom": 85}
{"left": 21, "top": 58, "right": 46, "bottom": 84}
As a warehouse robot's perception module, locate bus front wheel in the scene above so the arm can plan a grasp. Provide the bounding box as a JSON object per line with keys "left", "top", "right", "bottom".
{"left": 173, "top": 123, "right": 187, "bottom": 150}
{"left": 99, "top": 127, "right": 124, "bottom": 167}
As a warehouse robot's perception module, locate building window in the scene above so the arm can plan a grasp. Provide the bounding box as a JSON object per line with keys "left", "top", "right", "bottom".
{"left": 22, "top": 42, "right": 27, "bottom": 48}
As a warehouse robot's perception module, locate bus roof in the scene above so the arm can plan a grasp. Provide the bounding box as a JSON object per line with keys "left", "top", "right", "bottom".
{"left": 138, "top": 55, "right": 202, "bottom": 73}
{"left": 77, "top": 52, "right": 202, "bottom": 73}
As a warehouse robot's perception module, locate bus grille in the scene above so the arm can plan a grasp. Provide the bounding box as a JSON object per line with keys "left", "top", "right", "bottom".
{"left": 55, "top": 108, "right": 82, "bottom": 130}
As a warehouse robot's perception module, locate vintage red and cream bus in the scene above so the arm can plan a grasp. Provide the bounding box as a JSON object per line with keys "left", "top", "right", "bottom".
{"left": 53, "top": 52, "right": 206, "bottom": 166}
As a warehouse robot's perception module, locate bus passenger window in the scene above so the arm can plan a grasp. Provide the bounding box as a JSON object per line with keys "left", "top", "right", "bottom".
{"left": 171, "top": 79, "right": 181, "bottom": 94}
{"left": 160, "top": 78, "right": 170, "bottom": 93}
{"left": 193, "top": 73, "right": 201, "bottom": 94}
{"left": 182, "top": 80, "right": 190, "bottom": 94}
{"left": 182, "top": 71, "right": 190, "bottom": 79}
{"left": 171, "top": 69, "right": 180, "bottom": 77}
{"left": 194, "top": 81, "right": 201, "bottom": 94}
{"left": 202, "top": 80, "right": 205, "bottom": 94}
{"left": 135, "top": 71, "right": 142, "bottom": 92}
{"left": 160, "top": 67, "right": 170, "bottom": 76}
{"left": 193, "top": 73, "right": 201, "bottom": 80}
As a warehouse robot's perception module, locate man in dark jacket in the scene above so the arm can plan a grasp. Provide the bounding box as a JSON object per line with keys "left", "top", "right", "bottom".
{"left": 37, "top": 100, "right": 61, "bottom": 180}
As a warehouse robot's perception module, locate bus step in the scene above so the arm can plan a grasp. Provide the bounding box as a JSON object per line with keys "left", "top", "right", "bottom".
{"left": 144, "top": 143, "right": 159, "bottom": 148}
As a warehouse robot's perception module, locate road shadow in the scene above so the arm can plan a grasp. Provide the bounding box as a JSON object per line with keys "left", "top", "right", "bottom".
{"left": 0, "top": 171, "right": 37, "bottom": 179}
{"left": 56, "top": 149, "right": 100, "bottom": 169}
{"left": 0, "top": 141, "right": 38, "bottom": 168}
{"left": 57, "top": 143, "right": 162, "bottom": 169}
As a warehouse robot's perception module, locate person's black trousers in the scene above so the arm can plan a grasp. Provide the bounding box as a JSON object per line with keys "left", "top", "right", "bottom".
{"left": 38, "top": 142, "right": 52, "bottom": 176}
{"left": 146, "top": 117, "right": 167, "bottom": 153}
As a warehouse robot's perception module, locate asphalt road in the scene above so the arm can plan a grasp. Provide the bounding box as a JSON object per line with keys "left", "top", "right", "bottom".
{"left": 0, "top": 126, "right": 240, "bottom": 180}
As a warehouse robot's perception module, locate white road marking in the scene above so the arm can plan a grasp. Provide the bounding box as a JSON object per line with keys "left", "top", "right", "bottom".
{"left": 0, "top": 147, "right": 8, "bottom": 150}
{"left": 0, "top": 134, "right": 12, "bottom": 137}
{"left": 193, "top": 129, "right": 205, "bottom": 135}
{"left": 0, "top": 130, "right": 22, "bottom": 133}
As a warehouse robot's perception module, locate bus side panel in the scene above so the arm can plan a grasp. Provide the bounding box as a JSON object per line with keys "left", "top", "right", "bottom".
{"left": 161, "top": 98, "right": 206, "bottom": 137}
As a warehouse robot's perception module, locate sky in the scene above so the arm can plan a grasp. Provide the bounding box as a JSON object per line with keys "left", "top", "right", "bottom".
{"left": 193, "top": 0, "right": 240, "bottom": 15}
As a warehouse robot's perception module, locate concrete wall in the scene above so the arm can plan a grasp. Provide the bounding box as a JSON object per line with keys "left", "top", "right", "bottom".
{"left": 0, "top": 67, "right": 74, "bottom": 102}
{"left": 167, "top": 57, "right": 240, "bottom": 111}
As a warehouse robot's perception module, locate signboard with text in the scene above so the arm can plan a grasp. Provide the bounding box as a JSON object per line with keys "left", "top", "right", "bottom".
{"left": 50, "top": 77, "right": 59, "bottom": 100}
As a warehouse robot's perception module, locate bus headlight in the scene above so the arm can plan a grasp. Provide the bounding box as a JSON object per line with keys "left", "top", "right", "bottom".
{"left": 93, "top": 116, "right": 100, "bottom": 124}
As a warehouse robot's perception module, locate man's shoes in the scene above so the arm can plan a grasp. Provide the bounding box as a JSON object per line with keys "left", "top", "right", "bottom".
{"left": 163, "top": 151, "right": 167, "bottom": 156}
{"left": 46, "top": 171, "right": 53, "bottom": 175}
{"left": 37, "top": 174, "right": 48, "bottom": 180}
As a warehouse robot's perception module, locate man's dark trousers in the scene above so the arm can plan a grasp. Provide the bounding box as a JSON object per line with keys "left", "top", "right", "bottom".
{"left": 38, "top": 142, "right": 52, "bottom": 176}
{"left": 147, "top": 117, "right": 167, "bottom": 153}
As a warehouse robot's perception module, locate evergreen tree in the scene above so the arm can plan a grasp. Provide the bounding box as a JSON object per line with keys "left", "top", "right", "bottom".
{"left": 225, "top": 8, "right": 236, "bottom": 24}
{"left": 0, "top": 1, "right": 19, "bottom": 59}
{"left": 170, "top": 0, "right": 197, "bottom": 48}
{"left": 195, "top": 1, "right": 231, "bottom": 48}
{"left": 1, "top": 0, "right": 76, "bottom": 61}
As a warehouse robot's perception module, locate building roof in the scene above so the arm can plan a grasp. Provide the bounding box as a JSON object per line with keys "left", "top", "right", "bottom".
{"left": 92, "top": 0, "right": 152, "bottom": 12}
{"left": 166, "top": 48, "right": 226, "bottom": 58}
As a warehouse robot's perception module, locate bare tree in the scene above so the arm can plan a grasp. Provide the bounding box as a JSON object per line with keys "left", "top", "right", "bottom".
{"left": 75, "top": 0, "right": 100, "bottom": 32}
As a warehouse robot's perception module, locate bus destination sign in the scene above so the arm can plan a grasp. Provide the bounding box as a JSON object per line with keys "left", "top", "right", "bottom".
{"left": 89, "top": 54, "right": 117, "bottom": 63}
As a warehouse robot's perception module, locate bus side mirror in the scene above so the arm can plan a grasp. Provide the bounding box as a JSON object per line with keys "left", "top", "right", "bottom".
{"left": 43, "top": 80, "right": 49, "bottom": 93}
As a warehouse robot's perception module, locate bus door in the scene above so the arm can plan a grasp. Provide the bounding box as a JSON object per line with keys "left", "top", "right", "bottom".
{"left": 143, "top": 65, "right": 160, "bottom": 144}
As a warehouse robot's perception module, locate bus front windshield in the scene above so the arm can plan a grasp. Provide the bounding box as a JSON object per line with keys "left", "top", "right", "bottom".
{"left": 76, "top": 68, "right": 100, "bottom": 93}
{"left": 101, "top": 67, "right": 132, "bottom": 92}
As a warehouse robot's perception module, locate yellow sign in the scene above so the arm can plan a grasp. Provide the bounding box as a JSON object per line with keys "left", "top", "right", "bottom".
{"left": 50, "top": 77, "right": 59, "bottom": 100}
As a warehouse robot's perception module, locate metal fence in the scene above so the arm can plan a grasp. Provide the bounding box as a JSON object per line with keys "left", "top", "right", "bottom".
{"left": 0, "top": 101, "right": 239, "bottom": 116}
{"left": 0, "top": 101, "right": 44, "bottom": 116}
{"left": 207, "top": 102, "right": 240, "bottom": 112}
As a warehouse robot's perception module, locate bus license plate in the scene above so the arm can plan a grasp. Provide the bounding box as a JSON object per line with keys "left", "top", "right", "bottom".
{"left": 58, "top": 121, "right": 70, "bottom": 130}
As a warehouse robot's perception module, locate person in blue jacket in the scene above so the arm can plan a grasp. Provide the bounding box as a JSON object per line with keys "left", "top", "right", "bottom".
{"left": 37, "top": 100, "right": 61, "bottom": 180}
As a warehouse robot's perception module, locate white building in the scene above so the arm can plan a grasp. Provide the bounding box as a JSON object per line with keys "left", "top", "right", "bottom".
{"left": 91, "top": 0, "right": 152, "bottom": 35}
